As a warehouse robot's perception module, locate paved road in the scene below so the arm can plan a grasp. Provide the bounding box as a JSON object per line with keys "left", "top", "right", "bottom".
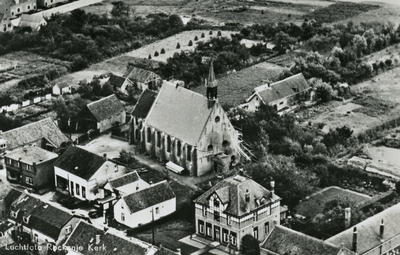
{"left": 338, "top": 0, "right": 400, "bottom": 6}
{"left": 32, "top": 0, "right": 103, "bottom": 18}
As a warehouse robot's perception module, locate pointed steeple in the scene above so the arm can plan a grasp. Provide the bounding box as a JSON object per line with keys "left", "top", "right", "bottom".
{"left": 206, "top": 59, "right": 218, "bottom": 101}
{"left": 207, "top": 60, "right": 218, "bottom": 88}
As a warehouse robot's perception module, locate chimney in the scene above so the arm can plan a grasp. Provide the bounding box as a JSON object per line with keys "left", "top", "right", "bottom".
{"left": 245, "top": 189, "right": 250, "bottom": 203}
{"left": 176, "top": 248, "right": 181, "bottom": 255}
{"left": 103, "top": 153, "right": 108, "bottom": 161}
{"left": 149, "top": 181, "right": 153, "bottom": 185}
{"left": 344, "top": 207, "right": 351, "bottom": 229}
{"left": 95, "top": 234, "right": 101, "bottom": 245}
{"left": 270, "top": 181, "right": 275, "bottom": 196}
{"left": 352, "top": 227, "right": 357, "bottom": 252}
{"left": 380, "top": 219, "right": 384, "bottom": 240}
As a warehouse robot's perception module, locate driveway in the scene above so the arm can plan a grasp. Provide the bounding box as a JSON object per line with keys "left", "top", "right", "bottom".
{"left": 80, "top": 133, "right": 215, "bottom": 191}
{"left": 32, "top": 0, "right": 103, "bottom": 18}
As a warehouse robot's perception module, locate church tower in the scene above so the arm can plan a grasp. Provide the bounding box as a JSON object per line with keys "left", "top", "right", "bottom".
{"left": 205, "top": 60, "right": 218, "bottom": 101}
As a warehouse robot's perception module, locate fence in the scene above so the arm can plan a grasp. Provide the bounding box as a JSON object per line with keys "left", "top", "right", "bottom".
{"left": 0, "top": 94, "right": 52, "bottom": 113}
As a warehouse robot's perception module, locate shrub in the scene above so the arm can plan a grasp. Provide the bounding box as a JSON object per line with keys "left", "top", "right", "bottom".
{"left": 209, "top": 30, "right": 213, "bottom": 35}
{"left": 161, "top": 48, "right": 165, "bottom": 54}
{"left": 217, "top": 31, "right": 222, "bottom": 37}
{"left": 148, "top": 54, "right": 152, "bottom": 59}
{"left": 201, "top": 32, "right": 205, "bottom": 38}
{"left": 385, "top": 58, "right": 393, "bottom": 66}
{"left": 154, "top": 51, "right": 159, "bottom": 57}
{"left": 194, "top": 36, "right": 198, "bottom": 41}
{"left": 176, "top": 42, "right": 180, "bottom": 49}
{"left": 188, "top": 40, "right": 193, "bottom": 46}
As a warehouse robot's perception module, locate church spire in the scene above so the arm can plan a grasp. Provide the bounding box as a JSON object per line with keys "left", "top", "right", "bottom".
{"left": 206, "top": 59, "right": 218, "bottom": 100}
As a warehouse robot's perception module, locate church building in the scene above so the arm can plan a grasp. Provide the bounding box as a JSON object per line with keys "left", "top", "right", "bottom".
{"left": 130, "top": 62, "right": 246, "bottom": 176}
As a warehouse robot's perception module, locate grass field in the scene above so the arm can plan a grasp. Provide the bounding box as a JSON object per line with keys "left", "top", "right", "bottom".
{"left": 295, "top": 186, "right": 371, "bottom": 218}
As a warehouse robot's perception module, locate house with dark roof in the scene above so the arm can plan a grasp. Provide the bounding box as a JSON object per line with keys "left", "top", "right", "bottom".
{"left": 77, "top": 94, "right": 126, "bottom": 133}
{"left": 52, "top": 81, "right": 71, "bottom": 95}
{"left": 0, "top": 188, "right": 21, "bottom": 221}
{"left": 107, "top": 74, "right": 135, "bottom": 95}
{"left": 130, "top": 64, "right": 245, "bottom": 176}
{"left": 8, "top": 192, "right": 80, "bottom": 247}
{"left": 130, "top": 89, "right": 158, "bottom": 145}
{"left": 37, "top": 0, "right": 67, "bottom": 8}
{"left": 0, "top": 117, "right": 70, "bottom": 154}
{"left": 5, "top": 146, "right": 58, "bottom": 192}
{"left": 326, "top": 202, "right": 400, "bottom": 255}
{"left": 242, "top": 73, "right": 311, "bottom": 112}
{"left": 114, "top": 180, "right": 176, "bottom": 228}
{"left": 17, "top": 14, "right": 46, "bottom": 31}
{"left": 63, "top": 220, "right": 157, "bottom": 255}
{"left": 123, "top": 66, "right": 162, "bottom": 91}
{"left": 54, "top": 146, "right": 127, "bottom": 202}
{"left": 104, "top": 171, "right": 150, "bottom": 197}
{"left": 194, "top": 175, "right": 282, "bottom": 250}
{"left": 260, "top": 225, "right": 354, "bottom": 255}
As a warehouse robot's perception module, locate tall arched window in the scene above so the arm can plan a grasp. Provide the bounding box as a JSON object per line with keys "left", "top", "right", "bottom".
{"left": 157, "top": 132, "right": 161, "bottom": 147}
{"left": 177, "top": 141, "right": 182, "bottom": 157}
{"left": 187, "top": 145, "right": 192, "bottom": 161}
{"left": 147, "top": 127, "right": 151, "bottom": 143}
{"left": 207, "top": 145, "right": 213, "bottom": 152}
{"left": 167, "top": 136, "right": 171, "bottom": 152}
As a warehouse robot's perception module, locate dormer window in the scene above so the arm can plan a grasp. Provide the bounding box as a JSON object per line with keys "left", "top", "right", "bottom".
{"left": 10, "top": 211, "right": 17, "bottom": 218}
{"left": 23, "top": 215, "right": 31, "bottom": 224}
{"left": 214, "top": 199, "right": 220, "bottom": 208}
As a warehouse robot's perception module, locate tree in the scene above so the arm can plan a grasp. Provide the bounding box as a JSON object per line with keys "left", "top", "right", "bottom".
{"left": 314, "top": 79, "right": 333, "bottom": 102}
{"left": 241, "top": 235, "right": 260, "bottom": 255}
{"left": 201, "top": 32, "right": 205, "bottom": 38}
{"left": 217, "top": 31, "right": 222, "bottom": 37}
{"left": 274, "top": 31, "right": 297, "bottom": 54}
{"left": 102, "top": 83, "right": 114, "bottom": 96}
{"left": 0, "top": 114, "right": 22, "bottom": 132}
{"left": 209, "top": 30, "right": 213, "bottom": 35}
{"left": 148, "top": 54, "right": 152, "bottom": 59}
{"left": 194, "top": 36, "right": 198, "bottom": 41}
{"left": 161, "top": 48, "right": 165, "bottom": 54}
{"left": 110, "top": 1, "right": 132, "bottom": 18}
{"left": 188, "top": 40, "right": 193, "bottom": 46}
{"left": 176, "top": 42, "right": 180, "bottom": 49}
{"left": 154, "top": 51, "right": 159, "bottom": 57}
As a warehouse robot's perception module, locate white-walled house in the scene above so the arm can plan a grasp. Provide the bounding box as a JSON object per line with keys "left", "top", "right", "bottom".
{"left": 114, "top": 180, "right": 176, "bottom": 228}
{"left": 54, "top": 146, "right": 126, "bottom": 201}
{"left": 104, "top": 171, "right": 150, "bottom": 197}
{"left": 241, "top": 73, "right": 311, "bottom": 112}
{"left": 53, "top": 82, "right": 72, "bottom": 95}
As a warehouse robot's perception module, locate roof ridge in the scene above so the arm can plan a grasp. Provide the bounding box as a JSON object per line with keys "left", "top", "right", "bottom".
{"left": 110, "top": 170, "right": 139, "bottom": 182}
{"left": 276, "top": 225, "right": 341, "bottom": 249}
{"left": 256, "top": 73, "right": 304, "bottom": 93}
{"left": 87, "top": 94, "right": 117, "bottom": 106}
{"left": 3, "top": 117, "right": 53, "bottom": 134}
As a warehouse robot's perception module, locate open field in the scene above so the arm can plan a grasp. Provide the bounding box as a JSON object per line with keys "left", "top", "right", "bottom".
{"left": 302, "top": 65, "right": 400, "bottom": 135}
{"left": 334, "top": 4, "right": 400, "bottom": 26}
{"left": 295, "top": 186, "right": 371, "bottom": 218}
{"left": 51, "top": 30, "right": 237, "bottom": 86}
{"left": 0, "top": 52, "right": 70, "bottom": 93}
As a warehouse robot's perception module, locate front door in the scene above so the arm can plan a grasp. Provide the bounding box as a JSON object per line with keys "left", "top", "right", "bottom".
{"left": 214, "top": 226, "right": 220, "bottom": 242}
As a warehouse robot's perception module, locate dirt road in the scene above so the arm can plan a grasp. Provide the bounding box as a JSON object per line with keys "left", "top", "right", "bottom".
{"left": 32, "top": 0, "right": 103, "bottom": 18}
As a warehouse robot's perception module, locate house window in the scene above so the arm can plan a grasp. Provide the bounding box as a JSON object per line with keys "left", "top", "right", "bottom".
{"left": 279, "top": 101, "right": 284, "bottom": 105}
{"left": 82, "top": 186, "right": 86, "bottom": 199}
{"left": 214, "top": 199, "right": 220, "bottom": 208}
{"left": 255, "top": 105, "right": 260, "bottom": 110}
{"left": 34, "top": 234, "right": 38, "bottom": 243}
{"left": 25, "top": 176, "right": 33, "bottom": 185}
{"left": 253, "top": 212, "right": 258, "bottom": 222}
{"left": 23, "top": 216, "right": 30, "bottom": 224}
{"left": 187, "top": 145, "right": 192, "bottom": 161}
{"left": 215, "top": 116, "right": 220, "bottom": 123}
{"left": 265, "top": 222, "right": 270, "bottom": 235}
{"left": 223, "top": 229, "right": 229, "bottom": 243}
{"left": 167, "top": 136, "right": 171, "bottom": 152}
{"left": 147, "top": 128, "right": 151, "bottom": 143}
{"left": 114, "top": 165, "right": 118, "bottom": 172}
{"left": 26, "top": 164, "right": 32, "bottom": 171}
{"left": 28, "top": 5, "right": 30, "bottom": 9}
{"left": 207, "top": 145, "right": 213, "bottom": 152}
{"left": 206, "top": 223, "right": 212, "bottom": 237}
{"left": 177, "top": 140, "right": 181, "bottom": 157}
{"left": 253, "top": 227, "right": 258, "bottom": 239}
{"left": 230, "top": 232, "right": 237, "bottom": 245}
{"left": 11, "top": 12, "right": 14, "bottom": 16}
{"left": 155, "top": 207, "right": 159, "bottom": 214}
{"left": 66, "top": 225, "right": 72, "bottom": 234}
{"left": 121, "top": 213, "right": 125, "bottom": 222}
{"left": 121, "top": 203, "right": 124, "bottom": 209}
{"left": 198, "top": 220, "right": 204, "bottom": 234}
{"left": 227, "top": 216, "right": 232, "bottom": 226}
{"left": 76, "top": 183, "right": 80, "bottom": 196}
{"left": 214, "top": 211, "right": 220, "bottom": 222}
{"left": 202, "top": 206, "right": 207, "bottom": 217}
{"left": 17, "top": 8, "right": 20, "bottom": 13}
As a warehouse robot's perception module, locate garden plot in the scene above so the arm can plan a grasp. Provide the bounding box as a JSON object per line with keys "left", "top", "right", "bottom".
{"left": 123, "top": 30, "right": 236, "bottom": 63}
